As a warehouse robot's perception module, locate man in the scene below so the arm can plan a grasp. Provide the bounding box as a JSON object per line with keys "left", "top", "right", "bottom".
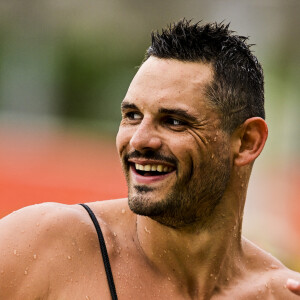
{"left": 0, "top": 20, "right": 300, "bottom": 299}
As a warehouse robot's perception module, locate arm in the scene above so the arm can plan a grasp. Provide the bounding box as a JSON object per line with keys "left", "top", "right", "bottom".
{"left": 0, "top": 204, "right": 53, "bottom": 299}
{"left": 0, "top": 202, "right": 104, "bottom": 299}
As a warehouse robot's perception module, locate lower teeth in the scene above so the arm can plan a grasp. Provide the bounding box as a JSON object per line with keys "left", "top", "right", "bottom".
{"left": 139, "top": 171, "right": 167, "bottom": 176}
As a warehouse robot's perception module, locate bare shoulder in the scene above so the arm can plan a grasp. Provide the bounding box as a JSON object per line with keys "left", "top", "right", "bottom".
{"left": 85, "top": 198, "right": 136, "bottom": 235}
{"left": 269, "top": 268, "right": 300, "bottom": 299}
{"left": 0, "top": 202, "right": 93, "bottom": 247}
{"left": 0, "top": 202, "right": 111, "bottom": 299}
{"left": 242, "top": 237, "right": 300, "bottom": 299}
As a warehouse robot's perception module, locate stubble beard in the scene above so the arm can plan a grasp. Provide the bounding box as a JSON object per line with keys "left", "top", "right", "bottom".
{"left": 126, "top": 153, "right": 232, "bottom": 229}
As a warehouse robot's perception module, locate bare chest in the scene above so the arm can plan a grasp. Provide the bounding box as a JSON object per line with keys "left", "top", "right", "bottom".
{"left": 47, "top": 257, "right": 279, "bottom": 300}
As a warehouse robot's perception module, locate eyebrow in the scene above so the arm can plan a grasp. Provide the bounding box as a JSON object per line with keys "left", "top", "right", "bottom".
{"left": 159, "top": 108, "right": 197, "bottom": 122}
{"left": 121, "top": 101, "right": 138, "bottom": 111}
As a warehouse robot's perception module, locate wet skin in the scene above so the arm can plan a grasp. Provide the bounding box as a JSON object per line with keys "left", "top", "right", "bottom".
{"left": 1, "top": 57, "right": 300, "bottom": 299}
{"left": 1, "top": 200, "right": 299, "bottom": 300}
{"left": 116, "top": 57, "right": 232, "bottom": 228}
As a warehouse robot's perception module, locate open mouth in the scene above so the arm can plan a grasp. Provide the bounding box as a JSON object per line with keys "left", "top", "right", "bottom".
{"left": 131, "top": 163, "right": 175, "bottom": 177}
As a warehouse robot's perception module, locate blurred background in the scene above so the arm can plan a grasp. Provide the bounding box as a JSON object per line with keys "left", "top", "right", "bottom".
{"left": 0, "top": 0, "right": 299, "bottom": 271}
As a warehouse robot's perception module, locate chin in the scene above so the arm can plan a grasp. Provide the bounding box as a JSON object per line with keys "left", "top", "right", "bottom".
{"left": 127, "top": 191, "right": 166, "bottom": 217}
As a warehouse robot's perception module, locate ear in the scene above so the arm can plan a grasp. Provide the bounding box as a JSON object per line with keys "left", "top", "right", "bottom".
{"left": 233, "top": 117, "right": 268, "bottom": 166}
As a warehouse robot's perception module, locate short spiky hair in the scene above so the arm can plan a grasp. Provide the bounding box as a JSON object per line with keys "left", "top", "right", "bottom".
{"left": 145, "top": 19, "right": 265, "bottom": 133}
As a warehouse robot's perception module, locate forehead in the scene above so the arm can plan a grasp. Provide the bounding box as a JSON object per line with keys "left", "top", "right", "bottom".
{"left": 124, "top": 57, "right": 214, "bottom": 114}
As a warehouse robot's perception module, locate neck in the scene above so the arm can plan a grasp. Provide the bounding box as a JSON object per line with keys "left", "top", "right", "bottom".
{"left": 134, "top": 178, "right": 248, "bottom": 299}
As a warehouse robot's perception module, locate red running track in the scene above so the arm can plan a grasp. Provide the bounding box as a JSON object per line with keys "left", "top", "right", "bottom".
{"left": 0, "top": 124, "right": 127, "bottom": 218}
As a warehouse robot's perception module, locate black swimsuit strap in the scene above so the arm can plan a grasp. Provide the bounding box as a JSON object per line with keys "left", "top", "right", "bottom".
{"left": 79, "top": 203, "right": 118, "bottom": 300}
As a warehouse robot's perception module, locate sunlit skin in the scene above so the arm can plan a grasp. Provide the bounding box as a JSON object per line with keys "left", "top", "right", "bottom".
{"left": 0, "top": 57, "right": 300, "bottom": 299}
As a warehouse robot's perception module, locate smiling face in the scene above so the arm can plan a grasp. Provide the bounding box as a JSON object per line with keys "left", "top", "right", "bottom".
{"left": 116, "top": 57, "right": 232, "bottom": 228}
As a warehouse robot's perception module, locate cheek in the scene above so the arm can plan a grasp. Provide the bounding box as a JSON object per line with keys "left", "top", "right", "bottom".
{"left": 185, "top": 129, "right": 209, "bottom": 154}
{"left": 166, "top": 134, "right": 201, "bottom": 170}
{"left": 116, "top": 126, "right": 133, "bottom": 155}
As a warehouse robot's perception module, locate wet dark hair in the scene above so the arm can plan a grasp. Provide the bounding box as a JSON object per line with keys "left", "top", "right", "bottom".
{"left": 145, "top": 19, "right": 265, "bottom": 133}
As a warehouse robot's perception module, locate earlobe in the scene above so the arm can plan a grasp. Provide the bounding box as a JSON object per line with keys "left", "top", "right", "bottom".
{"left": 234, "top": 117, "right": 268, "bottom": 166}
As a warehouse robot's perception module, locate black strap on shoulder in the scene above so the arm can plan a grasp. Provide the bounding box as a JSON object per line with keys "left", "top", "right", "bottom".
{"left": 79, "top": 203, "right": 118, "bottom": 300}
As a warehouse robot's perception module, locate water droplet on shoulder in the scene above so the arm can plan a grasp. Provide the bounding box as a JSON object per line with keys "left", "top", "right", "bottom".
{"left": 270, "top": 264, "right": 279, "bottom": 269}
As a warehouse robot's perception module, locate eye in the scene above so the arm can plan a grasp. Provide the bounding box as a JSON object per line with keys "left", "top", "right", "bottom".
{"left": 164, "top": 117, "right": 186, "bottom": 126}
{"left": 124, "top": 111, "right": 142, "bottom": 120}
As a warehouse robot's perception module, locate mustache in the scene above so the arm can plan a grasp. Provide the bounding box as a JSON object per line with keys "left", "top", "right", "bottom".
{"left": 124, "top": 150, "right": 177, "bottom": 166}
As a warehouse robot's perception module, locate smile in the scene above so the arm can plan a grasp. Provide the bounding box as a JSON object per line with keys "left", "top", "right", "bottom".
{"left": 129, "top": 161, "right": 176, "bottom": 184}
{"left": 135, "top": 163, "right": 174, "bottom": 175}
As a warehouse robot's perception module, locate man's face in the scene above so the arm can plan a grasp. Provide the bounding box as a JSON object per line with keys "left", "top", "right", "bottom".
{"left": 116, "top": 57, "right": 232, "bottom": 228}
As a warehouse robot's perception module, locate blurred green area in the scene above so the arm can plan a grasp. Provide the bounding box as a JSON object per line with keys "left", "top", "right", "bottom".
{"left": 57, "top": 36, "right": 143, "bottom": 130}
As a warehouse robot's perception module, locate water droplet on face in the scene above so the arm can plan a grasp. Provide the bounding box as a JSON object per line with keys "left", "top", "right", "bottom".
{"left": 67, "top": 256, "right": 71, "bottom": 260}
{"left": 121, "top": 209, "right": 126, "bottom": 214}
{"left": 13, "top": 250, "right": 17, "bottom": 255}
{"left": 33, "top": 254, "right": 37, "bottom": 259}
{"left": 168, "top": 277, "right": 171, "bottom": 281}
{"left": 113, "top": 232, "right": 117, "bottom": 237}
{"left": 24, "top": 270, "right": 28, "bottom": 275}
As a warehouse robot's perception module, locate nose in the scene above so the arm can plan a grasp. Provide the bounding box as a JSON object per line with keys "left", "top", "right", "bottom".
{"left": 130, "top": 118, "right": 162, "bottom": 152}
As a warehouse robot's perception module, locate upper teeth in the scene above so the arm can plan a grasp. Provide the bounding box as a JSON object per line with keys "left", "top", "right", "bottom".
{"left": 135, "top": 163, "right": 173, "bottom": 172}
